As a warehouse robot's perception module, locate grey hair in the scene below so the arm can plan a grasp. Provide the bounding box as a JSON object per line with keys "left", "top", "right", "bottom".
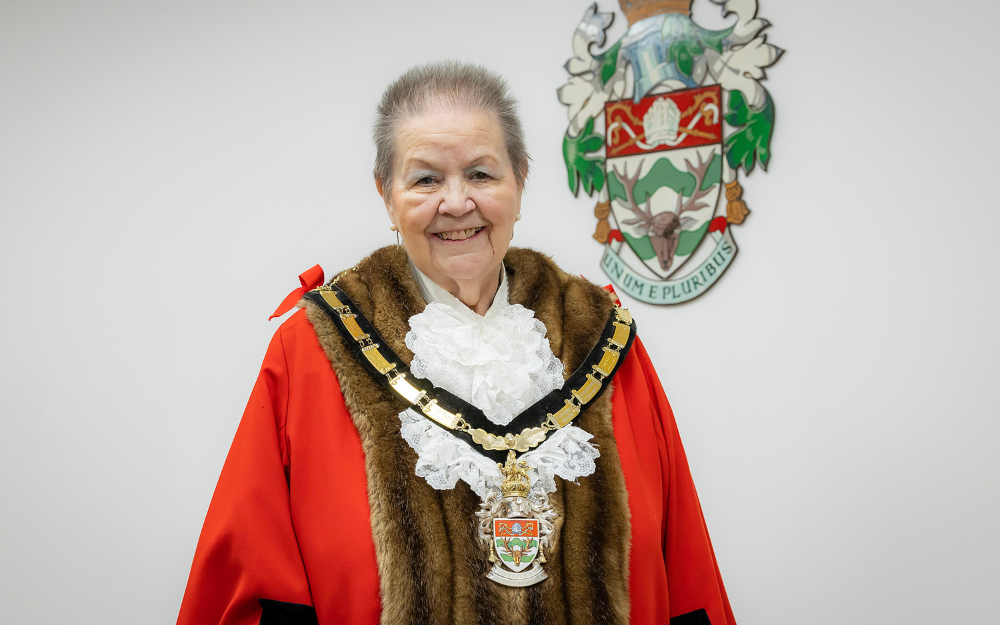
{"left": 372, "top": 61, "right": 530, "bottom": 188}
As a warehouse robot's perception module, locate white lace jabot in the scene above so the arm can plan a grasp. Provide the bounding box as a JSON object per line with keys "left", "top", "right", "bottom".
{"left": 398, "top": 263, "right": 600, "bottom": 499}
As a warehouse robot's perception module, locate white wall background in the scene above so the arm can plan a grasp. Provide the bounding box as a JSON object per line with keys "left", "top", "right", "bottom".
{"left": 1, "top": 0, "right": 998, "bottom": 622}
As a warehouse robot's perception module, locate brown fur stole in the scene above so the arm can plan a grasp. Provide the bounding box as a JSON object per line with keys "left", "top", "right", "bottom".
{"left": 303, "top": 245, "right": 631, "bottom": 625}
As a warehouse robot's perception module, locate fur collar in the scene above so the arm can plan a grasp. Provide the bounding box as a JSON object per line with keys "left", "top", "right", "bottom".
{"left": 303, "top": 245, "right": 631, "bottom": 625}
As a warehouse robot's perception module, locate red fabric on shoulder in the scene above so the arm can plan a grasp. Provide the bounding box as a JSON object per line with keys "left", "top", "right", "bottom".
{"left": 269, "top": 265, "right": 324, "bottom": 320}
{"left": 602, "top": 283, "right": 622, "bottom": 306}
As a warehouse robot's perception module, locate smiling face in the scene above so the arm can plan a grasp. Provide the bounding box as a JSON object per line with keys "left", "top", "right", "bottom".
{"left": 378, "top": 107, "right": 522, "bottom": 296}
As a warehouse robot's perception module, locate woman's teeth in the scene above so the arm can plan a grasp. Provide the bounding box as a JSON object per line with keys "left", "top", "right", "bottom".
{"left": 436, "top": 227, "right": 482, "bottom": 241}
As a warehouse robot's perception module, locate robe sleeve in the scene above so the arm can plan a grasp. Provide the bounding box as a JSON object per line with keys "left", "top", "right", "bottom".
{"left": 177, "top": 329, "right": 314, "bottom": 625}
{"left": 636, "top": 338, "right": 737, "bottom": 625}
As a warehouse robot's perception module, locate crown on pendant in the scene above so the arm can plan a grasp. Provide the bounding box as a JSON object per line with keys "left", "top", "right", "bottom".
{"left": 499, "top": 451, "right": 531, "bottom": 498}
{"left": 619, "top": 0, "right": 692, "bottom": 26}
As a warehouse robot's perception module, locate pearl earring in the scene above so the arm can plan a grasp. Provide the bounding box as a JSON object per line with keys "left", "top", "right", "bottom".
{"left": 515, "top": 213, "right": 522, "bottom": 221}
{"left": 389, "top": 224, "right": 397, "bottom": 231}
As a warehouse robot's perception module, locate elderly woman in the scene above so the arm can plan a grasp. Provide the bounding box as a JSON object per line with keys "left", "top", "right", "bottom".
{"left": 178, "top": 62, "right": 734, "bottom": 625}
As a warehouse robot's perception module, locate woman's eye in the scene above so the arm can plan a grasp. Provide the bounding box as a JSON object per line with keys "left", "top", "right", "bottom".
{"left": 471, "top": 171, "right": 491, "bottom": 181}
{"left": 416, "top": 176, "right": 436, "bottom": 185}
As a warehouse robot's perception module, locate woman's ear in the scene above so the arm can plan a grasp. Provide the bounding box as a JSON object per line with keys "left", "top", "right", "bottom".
{"left": 375, "top": 176, "right": 396, "bottom": 225}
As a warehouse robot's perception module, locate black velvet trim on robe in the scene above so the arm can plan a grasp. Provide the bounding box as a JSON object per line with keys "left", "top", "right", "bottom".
{"left": 670, "top": 609, "right": 711, "bottom": 625}
{"left": 258, "top": 599, "right": 318, "bottom": 625}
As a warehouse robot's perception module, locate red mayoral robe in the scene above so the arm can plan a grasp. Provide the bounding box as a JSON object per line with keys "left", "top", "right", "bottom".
{"left": 177, "top": 263, "right": 735, "bottom": 625}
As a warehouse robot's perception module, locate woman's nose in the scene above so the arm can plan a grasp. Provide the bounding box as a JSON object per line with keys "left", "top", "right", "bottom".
{"left": 438, "top": 179, "right": 476, "bottom": 216}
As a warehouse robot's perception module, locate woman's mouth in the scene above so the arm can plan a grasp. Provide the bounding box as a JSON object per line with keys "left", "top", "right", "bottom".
{"left": 435, "top": 227, "right": 484, "bottom": 241}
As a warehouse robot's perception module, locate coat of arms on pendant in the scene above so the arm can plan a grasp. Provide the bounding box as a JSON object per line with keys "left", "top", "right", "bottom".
{"left": 491, "top": 518, "right": 543, "bottom": 582}
{"left": 558, "top": 0, "right": 783, "bottom": 304}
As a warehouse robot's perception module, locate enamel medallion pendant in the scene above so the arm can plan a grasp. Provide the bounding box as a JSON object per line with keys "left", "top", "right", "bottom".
{"left": 489, "top": 518, "right": 546, "bottom": 586}
{"left": 477, "top": 452, "right": 556, "bottom": 587}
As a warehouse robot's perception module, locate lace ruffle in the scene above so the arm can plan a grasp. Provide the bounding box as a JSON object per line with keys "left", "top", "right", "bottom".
{"left": 521, "top": 426, "right": 600, "bottom": 494}
{"left": 399, "top": 408, "right": 501, "bottom": 499}
{"left": 405, "top": 301, "right": 565, "bottom": 426}
{"left": 399, "top": 408, "right": 599, "bottom": 498}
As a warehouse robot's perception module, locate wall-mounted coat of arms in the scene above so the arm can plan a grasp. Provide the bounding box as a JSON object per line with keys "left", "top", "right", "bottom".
{"left": 558, "top": 0, "right": 783, "bottom": 304}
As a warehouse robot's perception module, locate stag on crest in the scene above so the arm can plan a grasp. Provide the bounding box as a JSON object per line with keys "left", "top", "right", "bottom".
{"left": 499, "top": 537, "right": 531, "bottom": 566}
{"left": 614, "top": 152, "right": 714, "bottom": 272}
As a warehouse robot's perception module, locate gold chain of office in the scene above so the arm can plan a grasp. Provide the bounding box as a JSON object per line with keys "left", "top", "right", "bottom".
{"left": 312, "top": 280, "right": 633, "bottom": 454}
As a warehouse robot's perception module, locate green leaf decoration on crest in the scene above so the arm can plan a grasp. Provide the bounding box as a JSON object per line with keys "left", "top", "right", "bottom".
{"left": 667, "top": 39, "right": 702, "bottom": 78}
{"left": 700, "top": 28, "right": 729, "bottom": 53}
{"left": 597, "top": 39, "right": 622, "bottom": 87}
{"left": 660, "top": 14, "right": 733, "bottom": 79}
{"left": 725, "top": 89, "right": 775, "bottom": 175}
{"left": 563, "top": 116, "right": 606, "bottom": 196}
